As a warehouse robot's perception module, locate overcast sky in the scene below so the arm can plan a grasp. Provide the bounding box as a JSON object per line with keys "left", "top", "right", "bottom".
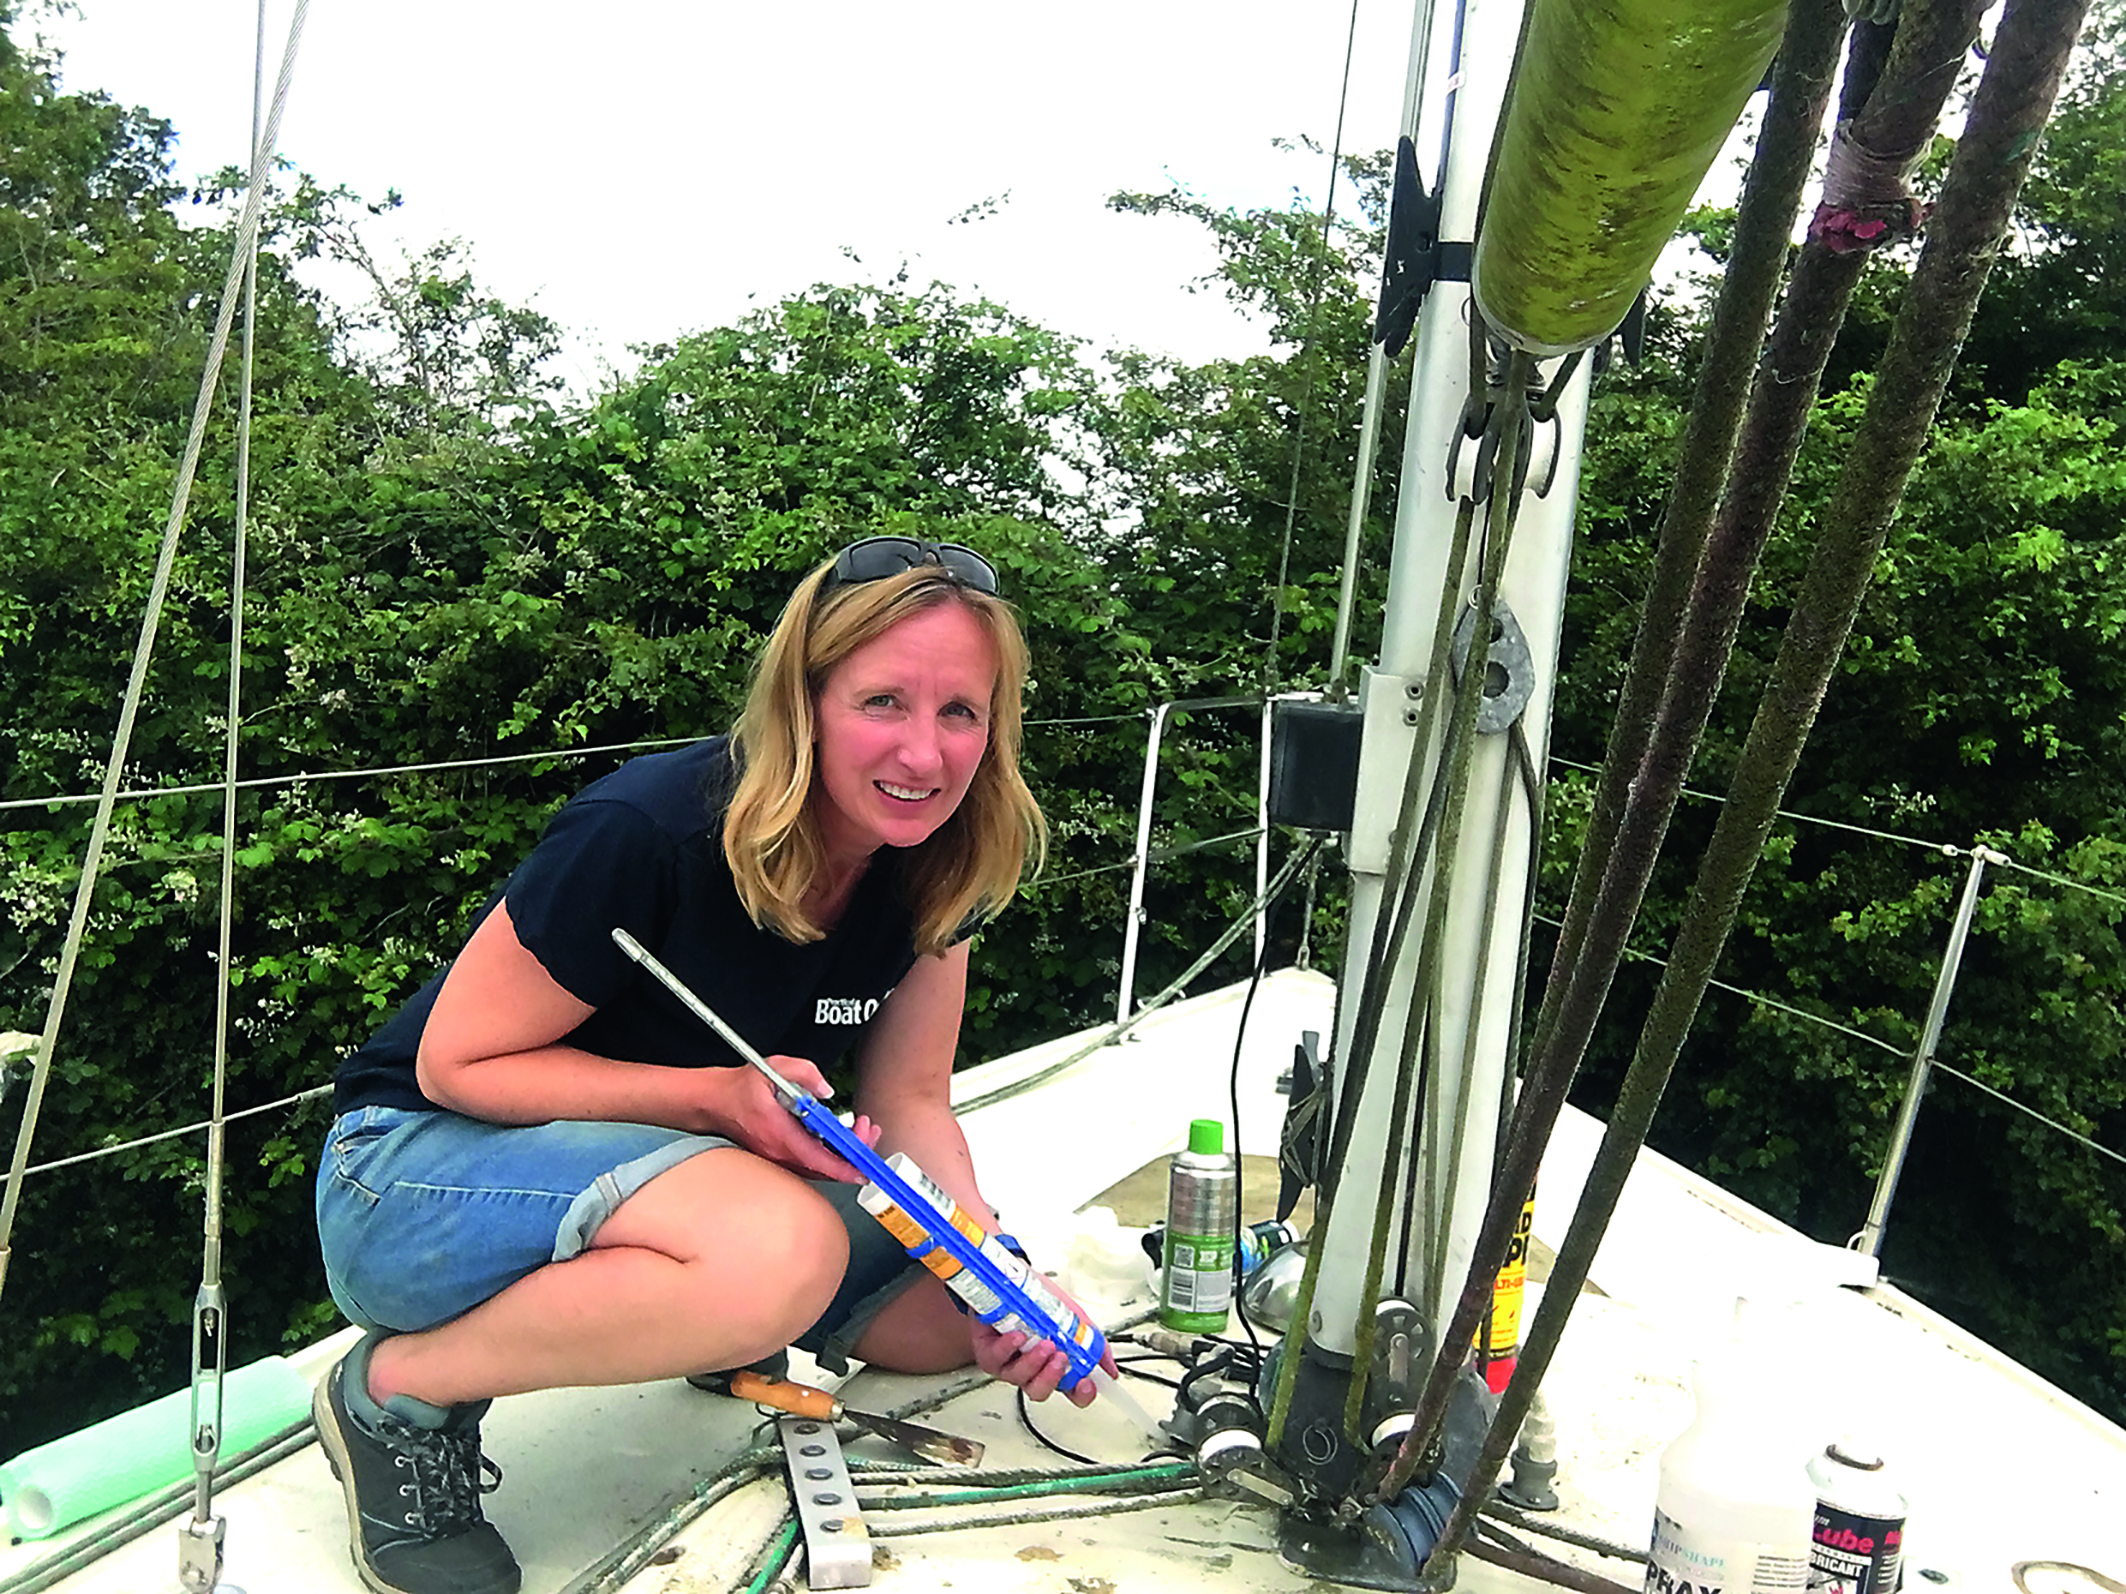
{"left": 39, "top": 0, "right": 1424, "bottom": 393}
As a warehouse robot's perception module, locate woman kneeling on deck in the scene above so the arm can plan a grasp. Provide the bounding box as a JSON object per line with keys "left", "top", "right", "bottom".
{"left": 313, "top": 538, "right": 1104, "bottom": 1594}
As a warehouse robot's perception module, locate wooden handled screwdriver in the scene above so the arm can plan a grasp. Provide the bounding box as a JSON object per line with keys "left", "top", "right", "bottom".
{"left": 725, "top": 1371, "right": 985, "bottom": 1467}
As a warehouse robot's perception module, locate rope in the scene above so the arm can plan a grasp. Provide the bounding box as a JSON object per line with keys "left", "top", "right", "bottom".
{"left": 856, "top": 1464, "right": 1197, "bottom": 1508}
{"left": 738, "top": 1520, "right": 799, "bottom": 1594}
{"left": 862, "top": 1488, "right": 1206, "bottom": 1537}
{"left": 0, "top": 0, "right": 313, "bottom": 1307}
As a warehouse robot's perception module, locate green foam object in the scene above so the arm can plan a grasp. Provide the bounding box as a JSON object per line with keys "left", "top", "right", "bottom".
{"left": 1473, "top": 0, "right": 1791, "bottom": 355}
{"left": 0, "top": 1355, "right": 312, "bottom": 1539}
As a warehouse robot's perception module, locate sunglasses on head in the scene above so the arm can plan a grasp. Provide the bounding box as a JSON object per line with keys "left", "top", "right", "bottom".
{"left": 820, "top": 536, "right": 1001, "bottom": 597}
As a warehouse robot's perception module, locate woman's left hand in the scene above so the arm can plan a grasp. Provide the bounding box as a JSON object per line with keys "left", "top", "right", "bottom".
{"left": 967, "top": 1278, "right": 1119, "bottom": 1409}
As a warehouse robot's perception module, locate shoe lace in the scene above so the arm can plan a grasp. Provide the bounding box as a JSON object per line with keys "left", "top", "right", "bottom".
{"left": 389, "top": 1419, "right": 503, "bottom": 1536}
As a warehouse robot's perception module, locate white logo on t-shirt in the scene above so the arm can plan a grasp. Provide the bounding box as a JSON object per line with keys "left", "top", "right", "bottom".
{"left": 815, "top": 996, "right": 882, "bottom": 1025}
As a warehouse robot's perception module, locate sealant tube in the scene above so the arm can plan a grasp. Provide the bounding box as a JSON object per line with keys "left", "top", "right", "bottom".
{"left": 857, "top": 1152, "right": 1108, "bottom": 1389}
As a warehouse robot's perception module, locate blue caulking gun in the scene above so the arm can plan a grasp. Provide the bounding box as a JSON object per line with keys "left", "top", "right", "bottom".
{"left": 611, "top": 928, "right": 1149, "bottom": 1423}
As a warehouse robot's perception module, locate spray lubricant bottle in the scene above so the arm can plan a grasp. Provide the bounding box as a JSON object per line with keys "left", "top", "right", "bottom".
{"left": 1806, "top": 1439, "right": 1906, "bottom": 1594}
{"left": 1159, "top": 1118, "right": 1240, "bottom": 1332}
{"left": 1645, "top": 1298, "right": 1815, "bottom": 1594}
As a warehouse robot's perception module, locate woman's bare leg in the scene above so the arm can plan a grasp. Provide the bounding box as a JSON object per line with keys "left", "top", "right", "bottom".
{"left": 848, "top": 1273, "right": 977, "bottom": 1374}
{"left": 364, "top": 1148, "right": 846, "bottom": 1409}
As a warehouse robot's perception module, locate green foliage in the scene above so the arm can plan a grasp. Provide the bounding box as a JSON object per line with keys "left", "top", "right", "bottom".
{"left": 2, "top": 2, "right": 2123, "bottom": 1465}
{"left": 0, "top": 14, "right": 1371, "bottom": 1453}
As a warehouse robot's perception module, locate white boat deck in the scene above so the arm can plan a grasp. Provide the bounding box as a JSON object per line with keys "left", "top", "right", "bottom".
{"left": 5, "top": 969, "right": 2121, "bottom": 1594}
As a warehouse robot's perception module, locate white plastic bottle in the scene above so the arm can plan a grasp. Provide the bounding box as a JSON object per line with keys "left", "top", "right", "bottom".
{"left": 1645, "top": 1299, "right": 1815, "bottom": 1594}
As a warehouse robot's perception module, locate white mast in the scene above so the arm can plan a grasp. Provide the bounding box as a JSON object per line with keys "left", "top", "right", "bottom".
{"left": 1309, "top": 0, "right": 1590, "bottom": 1366}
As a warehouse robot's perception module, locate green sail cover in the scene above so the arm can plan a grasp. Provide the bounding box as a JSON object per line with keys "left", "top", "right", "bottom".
{"left": 1472, "top": 0, "right": 1790, "bottom": 355}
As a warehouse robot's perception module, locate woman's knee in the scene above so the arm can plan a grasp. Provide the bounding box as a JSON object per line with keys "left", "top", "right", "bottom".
{"left": 602, "top": 1150, "right": 850, "bottom": 1347}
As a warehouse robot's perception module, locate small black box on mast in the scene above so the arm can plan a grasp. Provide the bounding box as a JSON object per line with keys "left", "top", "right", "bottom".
{"left": 1267, "top": 695, "right": 1363, "bottom": 834}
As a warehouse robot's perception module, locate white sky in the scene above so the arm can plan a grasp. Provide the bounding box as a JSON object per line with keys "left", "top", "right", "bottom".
{"left": 38, "top": 0, "right": 1422, "bottom": 394}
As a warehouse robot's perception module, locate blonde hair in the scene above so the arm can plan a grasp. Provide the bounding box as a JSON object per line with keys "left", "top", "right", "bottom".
{"left": 723, "top": 558, "right": 1046, "bottom": 955}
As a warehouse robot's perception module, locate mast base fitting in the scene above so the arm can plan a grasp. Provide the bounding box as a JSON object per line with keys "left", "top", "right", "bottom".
{"left": 1268, "top": 1342, "right": 1368, "bottom": 1502}
{"left": 1277, "top": 1486, "right": 1463, "bottom": 1593}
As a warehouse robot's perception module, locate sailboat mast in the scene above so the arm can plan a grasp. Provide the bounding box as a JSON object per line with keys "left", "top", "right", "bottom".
{"left": 1309, "top": 0, "right": 1587, "bottom": 1367}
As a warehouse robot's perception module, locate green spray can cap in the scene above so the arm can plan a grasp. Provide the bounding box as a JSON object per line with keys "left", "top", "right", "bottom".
{"left": 1188, "top": 1119, "right": 1225, "bottom": 1156}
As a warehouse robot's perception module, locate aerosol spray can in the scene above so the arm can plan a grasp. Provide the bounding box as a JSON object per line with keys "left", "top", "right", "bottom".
{"left": 1806, "top": 1441, "right": 1906, "bottom": 1594}
{"left": 1158, "top": 1119, "right": 1238, "bottom": 1333}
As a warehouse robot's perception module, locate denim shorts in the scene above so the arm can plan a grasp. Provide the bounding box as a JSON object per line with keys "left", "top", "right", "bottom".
{"left": 315, "top": 1104, "right": 923, "bottom": 1372}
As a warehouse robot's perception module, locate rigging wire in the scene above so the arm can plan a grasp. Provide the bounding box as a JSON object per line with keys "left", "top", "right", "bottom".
{"left": 0, "top": 716, "right": 1147, "bottom": 813}
{"left": 1325, "top": 0, "right": 1447, "bottom": 698}
{"left": 184, "top": 4, "right": 273, "bottom": 1553}
{"left": 13, "top": 736, "right": 2120, "bottom": 918}
{"left": 0, "top": 0, "right": 313, "bottom": 1308}
{"left": 1263, "top": 0, "right": 1366, "bottom": 694}
{"left": 1530, "top": 911, "right": 2126, "bottom": 1168}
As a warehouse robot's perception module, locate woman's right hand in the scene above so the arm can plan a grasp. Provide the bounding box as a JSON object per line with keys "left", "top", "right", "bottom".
{"left": 705, "top": 1058, "right": 879, "bottom": 1183}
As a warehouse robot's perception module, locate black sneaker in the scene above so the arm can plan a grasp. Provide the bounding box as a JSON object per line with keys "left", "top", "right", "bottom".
{"left": 313, "top": 1351, "right": 522, "bottom": 1594}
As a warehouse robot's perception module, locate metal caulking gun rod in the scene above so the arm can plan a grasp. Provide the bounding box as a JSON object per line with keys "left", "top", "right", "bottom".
{"left": 611, "top": 928, "right": 804, "bottom": 1103}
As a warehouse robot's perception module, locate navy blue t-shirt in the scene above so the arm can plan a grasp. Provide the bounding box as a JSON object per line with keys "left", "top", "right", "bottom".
{"left": 333, "top": 737, "right": 924, "bottom": 1115}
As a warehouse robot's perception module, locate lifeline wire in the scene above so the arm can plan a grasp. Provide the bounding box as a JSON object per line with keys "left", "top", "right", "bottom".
{"left": 0, "top": 0, "right": 313, "bottom": 1306}
{"left": 1992, "top": 853, "right": 2126, "bottom": 908}
{"left": 12, "top": 736, "right": 2094, "bottom": 909}
{"left": 952, "top": 842, "right": 1323, "bottom": 1116}
{"left": 0, "top": 713, "right": 1144, "bottom": 812}
{"left": 18, "top": 1084, "right": 335, "bottom": 1179}
{"left": 1547, "top": 753, "right": 1990, "bottom": 855}
{"left": 1527, "top": 914, "right": 2126, "bottom": 1167}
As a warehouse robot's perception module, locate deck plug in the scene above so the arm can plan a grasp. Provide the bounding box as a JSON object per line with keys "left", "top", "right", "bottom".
{"left": 1500, "top": 1389, "right": 1560, "bottom": 1510}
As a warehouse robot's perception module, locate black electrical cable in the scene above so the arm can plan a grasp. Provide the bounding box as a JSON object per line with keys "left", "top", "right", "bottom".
{"left": 1109, "top": 1359, "right": 1183, "bottom": 1390}
{"left": 1015, "top": 1387, "right": 1103, "bottom": 1467}
{"left": 1223, "top": 834, "right": 1326, "bottom": 1360}
{"left": 1227, "top": 931, "right": 1274, "bottom": 1360}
